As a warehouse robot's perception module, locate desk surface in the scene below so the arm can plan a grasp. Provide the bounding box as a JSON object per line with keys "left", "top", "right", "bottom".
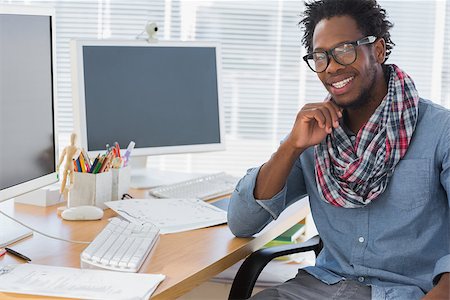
{"left": 0, "top": 195, "right": 309, "bottom": 300}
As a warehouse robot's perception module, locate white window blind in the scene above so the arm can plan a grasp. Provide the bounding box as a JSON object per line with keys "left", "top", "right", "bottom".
{"left": 153, "top": 0, "right": 304, "bottom": 175}
{"left": 2, "top": 0, "right": 449, "bottom": 177}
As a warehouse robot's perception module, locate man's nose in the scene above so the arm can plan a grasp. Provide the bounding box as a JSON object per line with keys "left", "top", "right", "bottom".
{"left": 326, "top": 55, "right": 345, "bottom": 74}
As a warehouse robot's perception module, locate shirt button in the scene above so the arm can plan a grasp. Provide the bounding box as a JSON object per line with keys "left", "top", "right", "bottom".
{"left": 358, "top": 236, "right": 365, "bottom": 243}
{"left": 358, "top": 276, "right": 365, "bottom": 282}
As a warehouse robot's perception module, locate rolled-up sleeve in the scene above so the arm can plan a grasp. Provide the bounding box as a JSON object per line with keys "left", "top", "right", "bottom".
{"left": 228, "top": 156, "right": 308, "bottom": 237}
{"left": 432, "top": 255, "right": 450, "bottom": 285}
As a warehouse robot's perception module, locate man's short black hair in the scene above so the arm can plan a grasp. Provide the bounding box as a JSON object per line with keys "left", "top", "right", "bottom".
{"left": 300, "top": 0, "right": 394, "bottom": 61}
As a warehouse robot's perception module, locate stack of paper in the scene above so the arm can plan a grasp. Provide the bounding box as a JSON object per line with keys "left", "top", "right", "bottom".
{"left": 0, "top": 264, "right": 165, "bottom": 300}
{"left": 105, "top": 198, "right": 227, "bottom": 234}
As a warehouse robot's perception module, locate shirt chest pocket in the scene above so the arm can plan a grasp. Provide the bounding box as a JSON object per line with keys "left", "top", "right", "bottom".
{"left": 387, "top": 158, "right": 430, "bottom": 210}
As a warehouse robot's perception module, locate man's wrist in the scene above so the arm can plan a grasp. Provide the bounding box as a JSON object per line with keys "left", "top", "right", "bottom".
{"left": 280, "top": 139, "right": 305, "bottom": 158}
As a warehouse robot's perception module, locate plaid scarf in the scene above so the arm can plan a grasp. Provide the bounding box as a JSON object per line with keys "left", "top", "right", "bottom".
{"left": 314, "top": 65, "right": 419, "bottom": 208}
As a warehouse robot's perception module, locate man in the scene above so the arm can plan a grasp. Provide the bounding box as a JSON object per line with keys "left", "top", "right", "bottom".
{"left": 227, "top": 0, "right": 449, "bottom": 299}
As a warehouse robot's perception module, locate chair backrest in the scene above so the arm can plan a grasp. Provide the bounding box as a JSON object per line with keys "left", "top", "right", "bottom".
{"left": 229, "top": 235, "right": 322, "bottom": 299}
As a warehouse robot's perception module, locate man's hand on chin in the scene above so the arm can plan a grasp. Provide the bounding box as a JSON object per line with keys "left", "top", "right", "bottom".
{"left": 422, "top": 273, "right": 449, "bottom": 300}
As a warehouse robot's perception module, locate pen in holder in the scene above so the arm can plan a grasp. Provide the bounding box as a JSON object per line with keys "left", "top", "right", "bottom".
{"left": 67, "top": 146, "right": 114, "bottom": 209}
{"left": 65, "top": 140, "right": 134, "bottom": 208}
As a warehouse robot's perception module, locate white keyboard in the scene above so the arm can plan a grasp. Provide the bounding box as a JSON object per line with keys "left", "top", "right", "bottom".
{"left": 149, "top": 172, "right": 239, "bottom": 201}
{"left": 81, "top": 217, "right": 159, "bottom": 272}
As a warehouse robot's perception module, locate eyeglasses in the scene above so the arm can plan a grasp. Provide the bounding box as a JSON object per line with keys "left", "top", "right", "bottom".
{"left": 303, "top": 36, "right": 377, "bottom": 73}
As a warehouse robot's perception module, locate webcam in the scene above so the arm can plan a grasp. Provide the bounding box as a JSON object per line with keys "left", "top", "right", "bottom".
{"left": 145, "top": 22, "right": 158, "bottom": 42}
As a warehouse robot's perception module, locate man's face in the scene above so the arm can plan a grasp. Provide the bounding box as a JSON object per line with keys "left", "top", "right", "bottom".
{"left": 312, "top": 15, "right": 383, "bottom": 108}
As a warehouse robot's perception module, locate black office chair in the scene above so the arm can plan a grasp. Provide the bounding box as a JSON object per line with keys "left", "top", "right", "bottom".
{"left": 228, "top": 235, "right": 323, "bottom": 300}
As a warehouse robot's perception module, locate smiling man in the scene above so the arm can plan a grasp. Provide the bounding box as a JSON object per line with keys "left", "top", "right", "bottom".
{"left": 227, "top": 0, "right": 450, "bottom": 299}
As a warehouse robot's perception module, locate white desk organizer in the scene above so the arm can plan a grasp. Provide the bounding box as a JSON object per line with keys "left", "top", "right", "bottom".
{"left": 69, "top": 171, "right": 112, "bottom": 209}
{"left": 111, "top": 166, "right": 131, "bottom": 201}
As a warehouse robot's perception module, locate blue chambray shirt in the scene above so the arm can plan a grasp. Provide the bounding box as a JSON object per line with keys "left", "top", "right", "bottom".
{"left": 228, "top": 99, "right": 450, "bottom": 300}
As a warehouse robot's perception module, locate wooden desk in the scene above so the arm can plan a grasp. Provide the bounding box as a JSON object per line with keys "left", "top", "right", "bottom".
{"left": 0, "top": 196, "right": 309, "bottom": 299}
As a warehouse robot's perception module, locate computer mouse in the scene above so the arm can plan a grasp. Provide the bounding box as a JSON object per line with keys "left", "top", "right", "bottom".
{"left": 61, "top": 205, "right": 104, "bottom": 221}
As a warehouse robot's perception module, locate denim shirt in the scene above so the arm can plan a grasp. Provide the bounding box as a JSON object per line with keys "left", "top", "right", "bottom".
{"left": 228, "top": 99, "right": 450, "bottom": 300}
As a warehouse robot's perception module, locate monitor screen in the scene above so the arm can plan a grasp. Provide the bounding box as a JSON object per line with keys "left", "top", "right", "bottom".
{"left": 71, "top": 40, "right": 224, "bottom": 156}
{"left": 0, "top": 6, "right": 58, "bottom": 202}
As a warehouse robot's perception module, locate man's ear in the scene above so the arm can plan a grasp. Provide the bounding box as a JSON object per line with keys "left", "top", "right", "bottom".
{"left": 374, "top": 38, "right": 386, "bottom": 63}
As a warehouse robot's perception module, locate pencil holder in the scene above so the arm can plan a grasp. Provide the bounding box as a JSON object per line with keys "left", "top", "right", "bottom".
{"left": 69, "top": 171, "right": 112, "bottom": 209}
{"left": 111, "top": 166, "right": 131, "bottom": 201}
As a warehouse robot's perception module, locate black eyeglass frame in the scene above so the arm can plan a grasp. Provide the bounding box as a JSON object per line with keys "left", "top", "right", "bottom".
{"left": 302, "top": 36, "right": 377, "bottom": 73}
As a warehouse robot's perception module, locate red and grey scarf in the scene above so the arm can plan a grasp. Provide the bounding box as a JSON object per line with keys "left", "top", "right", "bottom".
{"left": 314, "top": 64, "right": 419, "bottom": 208}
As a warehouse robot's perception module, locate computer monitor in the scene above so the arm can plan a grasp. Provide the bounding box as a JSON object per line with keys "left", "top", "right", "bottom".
{"left": 70, "top": 40, "right": 224, "bottom": 160}
{"left": 0, "top": 5, "right": 58, "bottom": 245}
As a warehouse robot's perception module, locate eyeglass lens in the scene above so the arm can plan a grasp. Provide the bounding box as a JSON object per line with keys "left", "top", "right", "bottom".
{"left": 308, "top": 43, "right": 357, "bottom": 72}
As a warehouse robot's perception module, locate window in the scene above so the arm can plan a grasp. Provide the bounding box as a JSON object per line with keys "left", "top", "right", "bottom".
{"left": 3, "top": 0, "right": 449, "bottom": 176}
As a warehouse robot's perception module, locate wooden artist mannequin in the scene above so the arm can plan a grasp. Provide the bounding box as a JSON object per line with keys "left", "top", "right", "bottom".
{"left": 58, "top": 133, "right": 81, "bottom": 196}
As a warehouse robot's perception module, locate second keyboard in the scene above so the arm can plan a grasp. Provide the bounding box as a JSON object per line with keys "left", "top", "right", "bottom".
{"left": 149, "top": 172, "right": 239, "bottom": 201}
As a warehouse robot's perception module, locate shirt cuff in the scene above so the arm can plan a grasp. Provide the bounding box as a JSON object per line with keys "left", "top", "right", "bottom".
{"left": 255, "top": 186, "right": 287, "bottom": 220}
{"left": 241, "top": 166, "right": 287, "bottom": 220}
{"left": 432, "top": 254, "right": 450, "bottom": 285}
{"left": 234, "top": 165, "right": 289, "bottom": 220}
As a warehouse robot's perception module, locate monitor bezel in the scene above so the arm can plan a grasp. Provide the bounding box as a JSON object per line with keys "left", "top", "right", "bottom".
{"left": 0, "top": 5, "right": 59, "bottom": 202}
{"left": 71, "top": 39, "right": 225, "bottom": 157}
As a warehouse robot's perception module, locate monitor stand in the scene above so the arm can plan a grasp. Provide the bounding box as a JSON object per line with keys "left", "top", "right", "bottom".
{"left": 129, "top": 156, "right": 206, "bottom": 189}
{"left": 14, "top": 184, "right": 62, "bottom": 207}
{"left": 128, "top": 156, "right": 148, "bottom": 169}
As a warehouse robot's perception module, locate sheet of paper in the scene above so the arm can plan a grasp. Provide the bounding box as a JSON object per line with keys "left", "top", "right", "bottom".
{"left": 105, "top": 198, "right": 227, "bottom": 234}
{"left": 0, "top": 264, "right": 165, "bottom": 300}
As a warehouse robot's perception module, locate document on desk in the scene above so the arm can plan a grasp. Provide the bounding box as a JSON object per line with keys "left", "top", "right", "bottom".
{"left": 0, "top": 264, "right": 165, "bottom": 300}
{"left": 105, "top": 198, "right": 227, "bottom": 234}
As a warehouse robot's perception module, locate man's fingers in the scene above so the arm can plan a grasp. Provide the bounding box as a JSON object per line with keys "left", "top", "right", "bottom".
{"left": 300, "top": 101, "right": 344, "bottom": 132}
{"left": 327, "top": 99, "right": 344, "bottom": 118}
{"left": 316, "top": 107, "right": 334, "bottom": 133}
{"left": 303, "top": 108, "right": 325, "bottom": 128}
{"left": 323, "top": 101, "right": 341, "bottom": 128}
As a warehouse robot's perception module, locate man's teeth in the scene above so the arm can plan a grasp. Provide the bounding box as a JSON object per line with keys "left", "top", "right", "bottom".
{"left": 332, "top": 77, "right": 353, "bottom": 89}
